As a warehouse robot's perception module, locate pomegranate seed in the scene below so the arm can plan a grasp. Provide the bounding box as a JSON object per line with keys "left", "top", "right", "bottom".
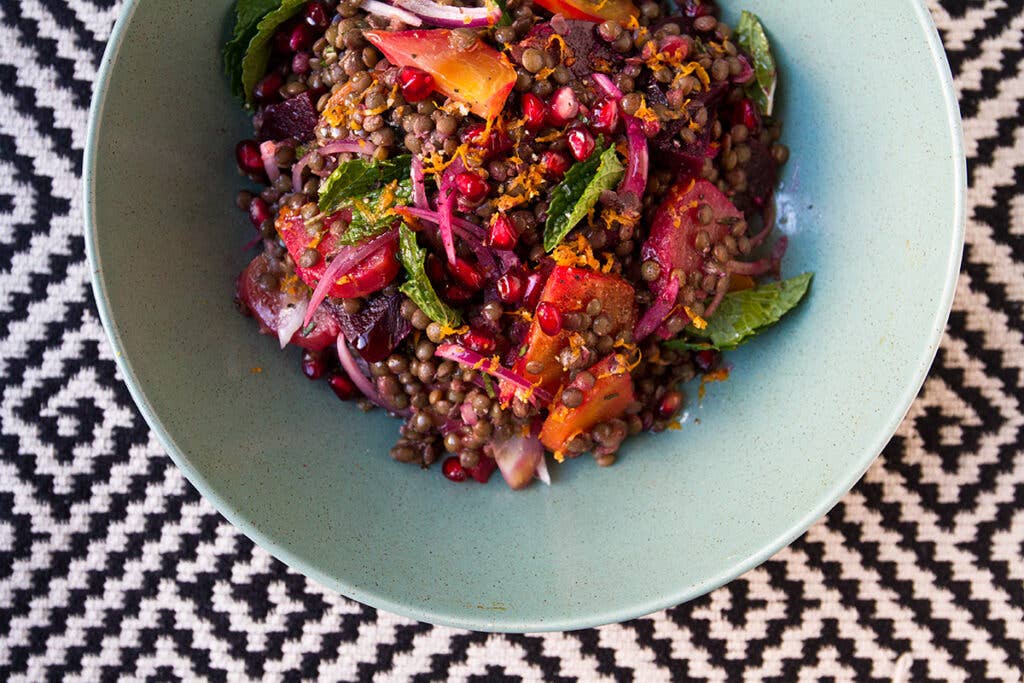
{"left": 657, "top": 390, "right": 683, "bottom": 419}
{"left": 488, "top": 214, "right": 519, "bottom": 250}
{"left": 248, "top": 197, "right": 271, "bottom": 228}
{"left": 304, "top": 1, "right": 329, "bottom": 27}
{"left": 535, "top": 302, "right": 563, "bottom": 336}
{"left": 292, "top": 51, "right": 311, "bottom": 74}
{"left": 426, "top": 255, "right": 446, "bottom": 283}
{"left": 659, "top": 35, "right": 689, "bottom": 59}
{"left": 273, "top": 27, "right": 292, "bottom": 55}
{"left": 398, "top": 66, "right": 435, "bottom": 103}
{"left": 497, "top": 272, "right": 523, "bottom": 303}
{"left": 735, "top": 98, "right": 760, "bottom": 132}
{"left": 454, "top": 171, "right": 489, "bottom": 202}
{"left": 683, "top": 0, "right": 713, "bottom": 17}
{"left": 589, "top": 98, "right": 620, "bottom": 136}
{"left": 235, "top": 140, "right": 263, "bottom": 175}
{"left": 445, "top": 284, "right": 473, "bottom": 303}
{"left": 253, "top": 71, "right": 283, "bottom": 103}
{"left": 522, "top": 272, "right": 545, "bottom": 310}
{"left": 443, "top": 456, "right": 468, "bottom": 482}
{"left": 694, "top": 349, "right": 719, "bottom": 372}
{"left": 328, "top": 372, "right": 357, "bottom": 400}
{"left": 301, "top": 350, "right": 328, "bottom": 380}
{"left": 463, "top": 328, "right": 496, "bottom": 354}
{"left": 467, "top": 456, "right": 497, "bottom": 483}
{"left": 541, "top": 150, "right": 570, "bottom": 177}
{"left": 547, "top": 86, "right": 580, "bottom": 126}
{"left": 567, "top": 127, "right": 595, "bottom": 161}
{"left": 288, "top": 23, "right": 313, "bottom": 52}
{"left": 461, "top": 123, "right": 487, "bottom": 145}
{"left": 450, "top": 257, "right": 484, "bottom": 290}
{"left": 521, "top": 93, "right": 548, "bottom": 131}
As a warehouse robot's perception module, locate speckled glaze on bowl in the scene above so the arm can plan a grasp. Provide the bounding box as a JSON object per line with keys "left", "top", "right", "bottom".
{"left": 84, "top": 0, "right": 964, "bottom": 631}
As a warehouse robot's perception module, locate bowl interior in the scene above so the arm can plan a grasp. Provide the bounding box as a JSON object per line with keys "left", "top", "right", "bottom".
{"left": 86, "top": 0, "right": 963, "bottom": 630}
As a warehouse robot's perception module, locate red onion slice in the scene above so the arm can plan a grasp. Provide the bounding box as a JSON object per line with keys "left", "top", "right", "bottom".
{"left": 491, "top": 435, "right": 544, "bottom": 490}
{"left": 260, "top": 140, "right": 280, "bottom": 184}
{"left": 303, "top": 228, "right": 399, "bottom": 327}
{"left": 276, "top": 299, "right": 308, "bottom": 348}
{"left": 337, "top": 334, "right": 411, "bottom": 415}
{"left": 392, "top": 0, "right": 501, "bottom": 28}
{"left": 360, "top": 0, "right": 423, "bottom": 25}
{"left": 292, "top": 139, "right": 378, "bottom": 192}
{"left": 411, "top": 155, "right": 429, "bottom": 209}
{"left": 435, "top": 343, "right": 553, "bottom": 405}
{"left": 591, "top": 74, "right": 648, "bottom": 199}
{"left": 634, "top": 274, "right": 681, "bottom": 341}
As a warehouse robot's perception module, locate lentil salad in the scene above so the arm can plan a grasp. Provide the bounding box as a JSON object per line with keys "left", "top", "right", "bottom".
{"left": 226, "top": 0, "right": 811, "bottom": 488}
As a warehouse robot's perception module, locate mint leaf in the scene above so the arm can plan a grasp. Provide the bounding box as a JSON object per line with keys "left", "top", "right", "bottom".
{"left": 736, "top": 11, "right": 777, "bottom": 116}
{"left": 224, "top": 0, "right": 281, "bottom": 100}
{"left": 543, "top": 145, "right": 624, "bottom": 252}
{"left": 397, "top": 224, "right": 462, "bottom": 327}
{"left": 667, "top": 273, "right": 812, "bottom": 351}
{"left": 319, "top": 155, "right": 412, "bottom": 213}
{"left": 338, "top": 178, "right": 414, "bottom": 246}
{"left": 240, "top": 0, "right": 307, "bottom": 106}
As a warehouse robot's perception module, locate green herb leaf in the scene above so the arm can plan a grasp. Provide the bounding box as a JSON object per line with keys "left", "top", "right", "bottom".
{"left": 319, "top": 155, "right": 412, "bottom": 213}
{"left": 239, "top": 0, "right": 307, "bottom": 106}
{"left": 482, "top": 374, "right": 496, "bottom": 399}
{"left": 493, "top": 0, "right": 514, "bottom": 26}
{"left": 666, "top": 273, "right": 812, "bottom": 351}
{"left": 397, "top": 224, "right": 462, "bottom": 327}
{"left": 736, "top": 11, "right": 777, "bottom": 116}
{"left": 543, "top": 145, "right": 624, "bottom": 252}
{"left": 338, "top": 178, "right": 414, "bottom": 245}
{"left": 223, "top": 0, "right": 281, "bottom": 100}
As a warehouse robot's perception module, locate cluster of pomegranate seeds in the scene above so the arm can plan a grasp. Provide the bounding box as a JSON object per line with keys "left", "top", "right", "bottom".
{"left": 398, "top": 66, "right": 435, "bottom": 103}
{"left": 444, "top": 455, "right": 498, "bottom": 483}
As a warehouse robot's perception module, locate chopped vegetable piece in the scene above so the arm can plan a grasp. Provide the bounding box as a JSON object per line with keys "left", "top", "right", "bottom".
{"left": 364, "top": 29, "right": 516, "bottom": 120}
{"left": 539, "top": 353, "right": 635, "bottom": 453}
{"left": 505, "top": 266, "right": 635, "bottom": 398}
{"left": 532, "top": 0, "right": 637, "bottom": 27}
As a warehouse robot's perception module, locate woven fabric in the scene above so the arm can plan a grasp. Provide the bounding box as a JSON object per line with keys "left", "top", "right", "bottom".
{"left": 1, "top": 1, "right": 1022, "bottom": 680}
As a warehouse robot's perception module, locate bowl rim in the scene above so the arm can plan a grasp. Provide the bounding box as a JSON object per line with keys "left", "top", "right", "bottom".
{"left": 84, "top": 0, "right": 966, "bottom": 632}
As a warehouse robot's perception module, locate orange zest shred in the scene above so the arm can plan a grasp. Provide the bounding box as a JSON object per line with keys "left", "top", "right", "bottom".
{"left": 684, "top": 306, "right": 708, "bottom": 330}
{"left": 551, "top": 234, "right": 602, "bottom": 270}
{"left": 534, "top": 130, "right": 564, "bottom": 143}
{"left": 437, "top": 323, "right": 469, "bottom": 338}
{"left": 698, "top": 367, "right": 730, "bottom": 401}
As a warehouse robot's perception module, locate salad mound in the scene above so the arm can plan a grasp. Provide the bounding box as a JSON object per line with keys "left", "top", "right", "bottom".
{"left": 226, "top": 0, "right": 811, "bottom": 488}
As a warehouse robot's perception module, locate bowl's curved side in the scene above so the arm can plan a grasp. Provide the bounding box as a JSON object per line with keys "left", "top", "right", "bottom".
{"left": 85, "top": 0, "right": 965, "bottom": 632}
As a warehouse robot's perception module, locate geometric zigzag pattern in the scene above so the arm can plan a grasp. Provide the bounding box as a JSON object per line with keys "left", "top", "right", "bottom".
{"left": 1, "top": 0, "right": 1021, "bottom": 679}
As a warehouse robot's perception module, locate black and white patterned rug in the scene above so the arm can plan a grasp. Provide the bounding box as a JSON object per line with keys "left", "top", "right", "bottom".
{"left": 1, "top": 1, "right": 1022, "bottom": 680}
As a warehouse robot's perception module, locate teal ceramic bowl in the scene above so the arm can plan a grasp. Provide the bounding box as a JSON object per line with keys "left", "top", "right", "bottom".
{"left": 85, "top": 0, "right": 964, "bottom": 631}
